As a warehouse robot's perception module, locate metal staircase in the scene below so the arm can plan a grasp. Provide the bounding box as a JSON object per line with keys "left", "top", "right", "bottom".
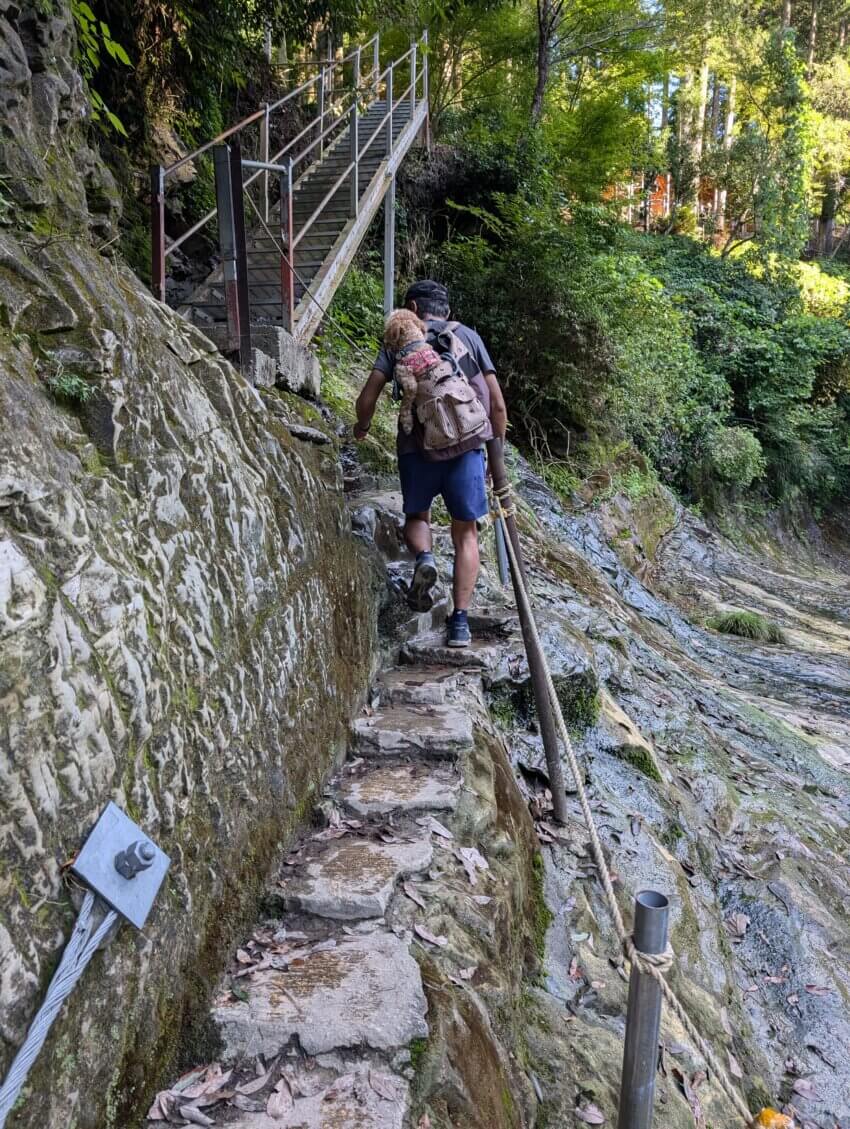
{"left": 150, "top": 33, "right": 429, "bottom": 358}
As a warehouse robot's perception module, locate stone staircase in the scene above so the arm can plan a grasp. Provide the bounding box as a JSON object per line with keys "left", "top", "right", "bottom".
{"left": 144, "top": 489, "right": 538, "bottom": 1129}
{"left": 183, "top": 99, "right": 414, "bottom": 335}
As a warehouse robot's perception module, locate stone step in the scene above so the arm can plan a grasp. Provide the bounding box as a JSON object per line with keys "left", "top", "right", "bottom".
{"left": 401, "top": 631, "right": 504, "bottom": 672}
{"left": 352, "top": 703, "right": 474, "bottom": 759}
{"left": 375, "top": 666, "right": 462, "bottom": 707}
{"left": 222, "top": 1066, "right": 407, "bottom": 1129}
{"left": 212, "top": 931, "right": 428, "bottom": 1059}
{"left": 339, "top": 761, "right": 461, "bottom": 816}
{"left": 274, "top": 835, "right": 433, "bottom": 920}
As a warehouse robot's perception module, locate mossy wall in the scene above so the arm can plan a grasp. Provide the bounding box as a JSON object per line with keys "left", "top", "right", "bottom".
{"left": 0, "top": 6, "right": 380, "bottom": 1126}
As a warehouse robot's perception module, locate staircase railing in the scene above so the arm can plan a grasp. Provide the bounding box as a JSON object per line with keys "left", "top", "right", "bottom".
{"left": 150, "top": 31, "right": 428, "bottom": 306}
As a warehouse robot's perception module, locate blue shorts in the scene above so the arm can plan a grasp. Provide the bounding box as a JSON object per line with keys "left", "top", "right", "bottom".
{"left": 399, "top": 449, "right": 488, "bottom": 521}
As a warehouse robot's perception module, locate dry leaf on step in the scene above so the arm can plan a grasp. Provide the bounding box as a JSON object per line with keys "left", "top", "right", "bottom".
{"left": 323, "top": 1074, "right": 356, "bottom": 1101}
{"left": 236, "top": 1068, "right": 272, "bottom": 1096}
{"left": 414, "top": 924, "right": 448, "bottom": 947}
{"left": 179, "top": 1106, "right": 213, "bottom": 1126}
{"left": 369, "top": 1070, "right": 400, "bottom": 1102}
{"left": 792, "top": 1078, "right": 817, "bottom": 1098}
{"left": 267, "top": 1078, "right": 294, "bottom": 1118}
{"left": 403, "top": 882, "right": 427, "bottom": 910}
{"left": 575, "top": 1102, "right": 606, "bottom": 1124}
{"left": 418, "top": 1116, "right": 432, "bottom": 1129}
{"left": 724, "top": 912, "right": 750, "bottom": 940}
{"left": 416, "top": 816, "right": 454, "bottom": 840}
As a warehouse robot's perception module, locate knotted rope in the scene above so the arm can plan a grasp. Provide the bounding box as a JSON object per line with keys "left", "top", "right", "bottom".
{"left": 491, "top": 485, "right": 755, "bottom": 1127}
{"left": 0, "top": 891, "right": 118, "bottom": 1128}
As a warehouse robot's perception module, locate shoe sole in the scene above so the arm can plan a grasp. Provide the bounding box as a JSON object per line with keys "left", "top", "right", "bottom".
{"left": 447, "top": 637, "right": 471, "bottom": 649}
{"left": 407, "top": 561, "right": 438, "bottom": 612}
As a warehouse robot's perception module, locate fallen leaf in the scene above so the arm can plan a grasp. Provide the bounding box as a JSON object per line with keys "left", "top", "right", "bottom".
{"left": 418, "top": 1115, "right": 432, "bottom": 1129}
{"left": 458, "top": 966, "right": 476, "bottom": 980}
{"left": 725, "top": 912, "right": 750, "bottom": 940}
{"left": 416, "top": 816, "right": 454, "bottom": 840}
{"left": 238, "top": 1069, "right": 272, "bottom": 1096}
{"left": 590, "top": 980, "right": 606, "bottom": 990}
{"left": 180, "top": 1106, "right": 214, "bottom": 1126}
{"left": 235, "top": 948, "right": 252, "bottom": 964}
{"left": 792, "top": 1078, "right": 816, "bottom": 1099}
{"left": 415, "top": 924, "right": 448, "bottom": 947}
{"left": 369, "top": 1070, "right": 400, "bottom": 1101}
{"left": 575, "top": 1102, "right": 605, "bottom": 1124}
{"left": 471, "top": 895, "right": 492, "bottom": 905}
{"left": 403, "top": 882, "right": 427, "bottom": 910}
{"left": 230, "top": 984, "right": 249, "bottom": 1003}
{"left": 232, "top": 1094, "right": 265, "bottom": 1112}
{"left": 786, "top": 994, "right": 799, "bottom": 1005}
{"left": 267, "top": 1078, "right": 294, "bottom": 1118}
{"left": 323, "top": 1073, "right": 356, "bottom": 1101}
{"left": 804, "top": 984, "right": 831, "bottom": 996}
{"left": 728, "top": 1052, "right": 743, "bottom": 1079}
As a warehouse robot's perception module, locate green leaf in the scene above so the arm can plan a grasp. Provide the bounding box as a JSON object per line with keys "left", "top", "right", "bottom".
{"left": 75, "top": 1, "right": 96, "bottom": 21}
{"left": 106, "top": 110, "right": 128, "bottom": 137}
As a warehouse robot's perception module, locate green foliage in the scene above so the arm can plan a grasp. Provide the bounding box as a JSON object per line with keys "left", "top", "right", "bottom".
{"left": 708, "top": 426, "right": 766, "bottom": 487}
{"left": 44, "top": 370, "right": 95, "bottom": 403}
{"left": 71, "top": 0, "right": 131, "bottom": 136}
{"left": 706, "top": 609, "right": 786, "bottom": 644}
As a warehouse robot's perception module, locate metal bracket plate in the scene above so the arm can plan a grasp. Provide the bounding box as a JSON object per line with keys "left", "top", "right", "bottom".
{"left": 71, "top": 802, "right": 170, "bottom": 929}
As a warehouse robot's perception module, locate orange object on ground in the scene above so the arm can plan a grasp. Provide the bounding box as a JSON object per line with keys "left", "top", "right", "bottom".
{"left": 752, "top": 1110, "right": 795, "bottom": 1129}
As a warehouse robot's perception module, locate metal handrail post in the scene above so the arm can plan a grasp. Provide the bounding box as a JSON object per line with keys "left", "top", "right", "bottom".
{"left": 373, "top": 34, "right": 380, "bottom": 96}
{"left": 386, "top": 65, "right": 394, "bottom": 153}
{"left": 423, "top": 29, "right": 431, "bottom": 151}
{"left": 351, "top": 47, "right": 361, "bottom": 217}
{"left": 261, "top": 103, "right": 270, "bottom": 221}
{"left": 318, "top": 67, "right": 326, "bottom": 159}
{"left": 150, "top": 165, "right": 166, "bottom": 302}
{"left": 279, "top": 158, "right": 295, "bottom": 333}
{"left": 618, "top": 892, "right": 670, "bottom": 1129}
{"left": 212, "top": 145, "right": 241, "bottom": 352}
{"left": 410, "top": 40, "right": 417, "bottom": 113}
{"left": 228, "top": 138, "right": 252, "bottom": 365}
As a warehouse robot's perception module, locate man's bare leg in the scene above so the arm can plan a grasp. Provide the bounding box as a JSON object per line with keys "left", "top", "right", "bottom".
{"left": 451, "top": 519, "right": 479, "bottom": 611}
{"left": 405, "top": 511, "right": 438, "bottom": 611}
{"left": 404, "top": 511, "right": 432, "bottom": 556}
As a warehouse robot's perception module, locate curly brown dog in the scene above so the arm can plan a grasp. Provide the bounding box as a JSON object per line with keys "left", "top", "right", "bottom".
{"left": 384, "top": 308, "right": 443, "bottom": 434}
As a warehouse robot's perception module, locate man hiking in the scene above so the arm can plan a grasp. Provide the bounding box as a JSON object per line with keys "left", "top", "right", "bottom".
{"left": 354, "top": 280, "right": 508, "bottom": 648}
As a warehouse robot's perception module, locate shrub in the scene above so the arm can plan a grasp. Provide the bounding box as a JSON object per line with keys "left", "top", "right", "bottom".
{"left": 706, "top": 609, "right": 786, "bottom": 643}
{"left": 708, "top": 426, "right": 767, "bottom": 487}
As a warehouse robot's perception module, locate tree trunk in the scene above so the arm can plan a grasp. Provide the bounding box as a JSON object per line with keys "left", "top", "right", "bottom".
{"left": 715, "top": 76, "right": 737, "bottom": 231}
{"left": 693, "top": 60, "right": 710, "bottom": 213}
{"left": 782, "top": 0, "right": 793, "bottom": 28}
{"left": 840, "top": 19, "right": 847, "bottom": 48}
{"left": 531, "top": 0, "right": 554, "bottom": 124}
{"left": 709, "top": 72, "right": 721, "bottom": 144}
{"left": 807, "top": 0, "right": 818, "bottom": 77}
{"left": 820, "top": 176, "right": 840, "bottom": 255}
{"left": 661, "top": 73, "right": 670, "bottom": 131}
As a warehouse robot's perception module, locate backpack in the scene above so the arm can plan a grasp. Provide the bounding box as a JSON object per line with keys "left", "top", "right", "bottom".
{"left": 410, "top": 321, "right": 490, "bottom": 459}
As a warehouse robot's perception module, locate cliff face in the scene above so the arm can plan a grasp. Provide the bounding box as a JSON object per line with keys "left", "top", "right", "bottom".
{"left": 0, "top": 7, "right": 379, "bottom": 1127}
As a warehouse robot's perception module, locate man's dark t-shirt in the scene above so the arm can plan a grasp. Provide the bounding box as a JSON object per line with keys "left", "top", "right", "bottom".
{"left": 373, "top": 318, "right": 496, "bottom": 456}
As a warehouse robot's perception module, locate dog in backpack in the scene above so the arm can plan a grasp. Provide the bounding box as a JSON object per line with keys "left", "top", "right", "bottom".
{"left": 383, "top": 308, "right": 444, "bottom": 434}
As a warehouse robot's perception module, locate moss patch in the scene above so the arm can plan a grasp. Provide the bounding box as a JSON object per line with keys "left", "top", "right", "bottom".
{"left": 706, "top": 608, "right": 786, "bottom": 644}
{"left": 531, "top": 851, "right": 553, "bottom": 962}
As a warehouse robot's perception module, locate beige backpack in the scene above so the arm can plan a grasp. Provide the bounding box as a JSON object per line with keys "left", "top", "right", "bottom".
{"left": 412, "top": 322, "right": 490, "bottom": 456}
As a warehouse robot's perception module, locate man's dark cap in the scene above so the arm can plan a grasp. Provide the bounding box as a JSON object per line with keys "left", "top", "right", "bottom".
{"left": 404, "top": 280, "right": 449, "bottom": 305}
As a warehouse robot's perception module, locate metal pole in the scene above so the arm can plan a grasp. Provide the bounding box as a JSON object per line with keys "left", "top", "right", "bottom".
{"left": 618, "top": 891, "right": 670, "bottom": 1129}
{"left": 373, "top": 35, "right": 380, "bottom": 97}
{"left": 319, "top": 67, "right": 326, "bottom": 159}
{"left": 261, "top": 103, "right": 270, "bottom": 222}
{"left": 411, "top": 40, "right": 417, "bottom": 113}
{"left": 422, "top": 29, "right": 431, "bottom": 151}
{"left": 213, "top": 145, "right": 241, "bottom": 352}
{"left": 351, "top": 47, "right": 360, "bottom": 217}
{"left": 386, "top": 65, "right": 394, "bottom": 153}
{"left": 384, "top": 173, "right": 395, "bottom": 316}
{"left": 150, "top": 165, "right": 165, "bottom": 301}
{"left": 486, "top": 437, "right": 569, "bottom": 824}
{"left": 279, "top": 159, "right": 295, "bottom": 332}
{"left": 494, "top": 515, "right": 510, "bottom": 587}
{"left": 228, "top": 139, "right": 252, "bottom": 365}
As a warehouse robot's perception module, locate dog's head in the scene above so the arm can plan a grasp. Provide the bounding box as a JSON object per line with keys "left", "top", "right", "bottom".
{"left": 384, "top": 308, "right": 426, "bottom": 352}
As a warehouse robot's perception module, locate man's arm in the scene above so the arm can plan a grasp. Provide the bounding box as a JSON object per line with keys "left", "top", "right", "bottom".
{"left": 484, "top": 371, "right": 508, "bottom": 440}
{"left": 353, "top": 368, "right": 387, "bottom": 440}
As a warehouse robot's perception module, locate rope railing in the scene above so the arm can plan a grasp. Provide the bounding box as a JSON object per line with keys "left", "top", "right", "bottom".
{"left": 490, "top": 481, "right": 781, "bottom": 1129}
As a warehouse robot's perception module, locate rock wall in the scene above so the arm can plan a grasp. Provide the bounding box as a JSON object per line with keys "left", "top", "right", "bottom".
{"left": 0, "top": 5, "right": 380, "bottom": 1127}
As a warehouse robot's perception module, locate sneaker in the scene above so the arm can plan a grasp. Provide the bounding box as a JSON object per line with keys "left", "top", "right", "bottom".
{"left": 408, "top": 551, "right": 438, "bottom": 612}
{"left": 447, "top": 610, "right": 471, "bottom": 649}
